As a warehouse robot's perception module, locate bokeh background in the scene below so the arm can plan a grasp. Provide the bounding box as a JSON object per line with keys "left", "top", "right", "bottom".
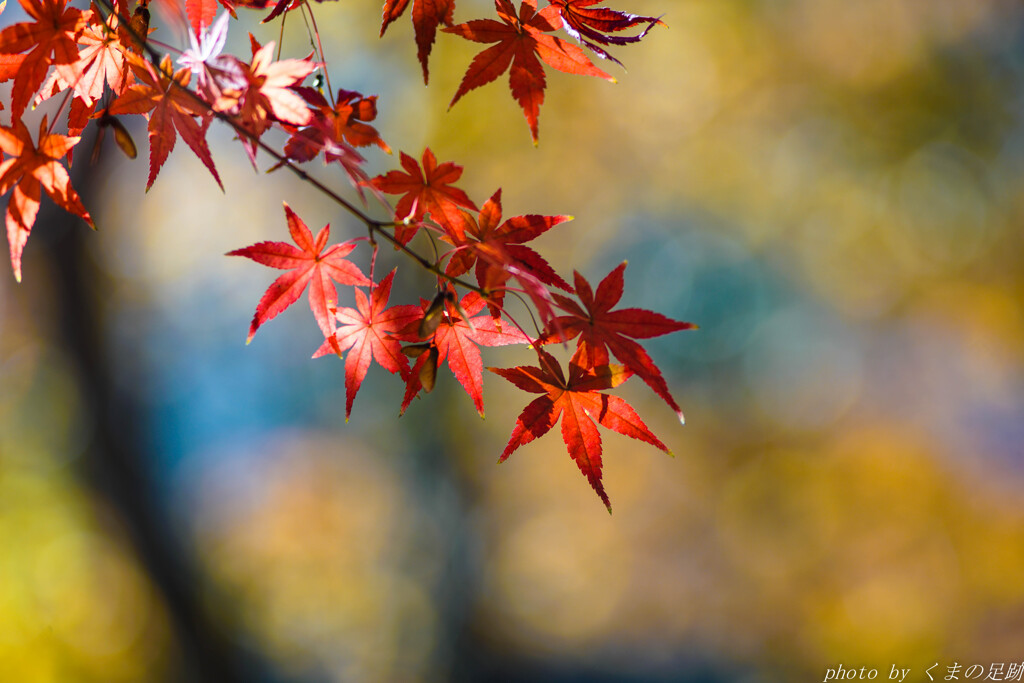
{"left": 3, "top": 0, "right": 1024, "bottom": 680}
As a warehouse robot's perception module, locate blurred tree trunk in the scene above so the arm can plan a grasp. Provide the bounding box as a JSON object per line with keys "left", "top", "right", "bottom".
{"left": 29, "top": 141, "right": 283, "bottom": 683}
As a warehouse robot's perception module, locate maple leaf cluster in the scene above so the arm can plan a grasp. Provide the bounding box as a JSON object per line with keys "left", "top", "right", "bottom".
{"left": 0, "top": 0, "right": 384, "bottom": 274}
{"left": 232, "top": 153, "right": 694, "bottom": 509}
{"left": 381, "top": 0, "right": 663, "bottom": 144}
{"left": 0, "top": 0, "right": 689, "bottom": 509}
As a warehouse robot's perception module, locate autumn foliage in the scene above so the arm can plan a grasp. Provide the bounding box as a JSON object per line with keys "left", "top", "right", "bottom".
{"left": 0, "top": 0, "right": 694, "bottom": 509}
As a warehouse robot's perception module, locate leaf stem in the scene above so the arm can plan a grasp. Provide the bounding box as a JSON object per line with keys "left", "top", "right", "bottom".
{"left": 276, "top": 11, "right": 287, "bottom": 61}
{"left": 301, "top": 0, "right": 335, "bottom": 107}
{"left": 45, "top": 88, "right": 75, "bottom": 137}
{"left": 147, "top": 38, "right": 183, "bottom": 55}
{"left": 501, "top": 287, "right": 543, "bottom": 340}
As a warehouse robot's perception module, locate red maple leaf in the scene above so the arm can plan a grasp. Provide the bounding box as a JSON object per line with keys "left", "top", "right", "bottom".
{"left": 0, "top": 51, "right": 27, "bottom": 111}
{"left": 186, "top": 0, "right": 218, "bottom": 36}
{"left": 547, "top": 0, "right": 663, "bottom": 66}
{"left": 443, "top": 0, "right": 613, "bottom": 144}
{"left": 213, "top": 38, "right": 316, "bottom": 166}
{"left": 379, "top": 0, "right": 455, "bottom": 84}
{"left": 311, "top": 269, "right": 422, "bottom": 420}
{"left": 489, "top": 346, "right": 670, "bottom": 511}
{"left": 228, "top": 202, "right": 370, "bottom": 343}
{"left": 0, "top": 0, "right": 19, "bottom": 89}
{"left": 66, "top": 93, "right": 95, "bottom": 142}
{"left": 399, "top": 289, "right": 528, "bottom": 417}
{"left": 0, "top": 57, "right": 24, "bottom": 112}
{"left": 256, "top": 0, "right": 339, "bottom": 25}
{"left": 328, "top": 89, "right": 390, "bottom": 152}
{"left": 217, "top": 0, "right": 272, "bottom": 11}
{"left": 280, "top": 87, "right": 389, "bottom": 163}
{"left": 107, "top": 54, "right": 221, "bottom": 190}
{"left": 544, "top": 262, "right": 696, "bottom": 423}
{"left": 0, "top": 116, "right": 93, "bottom": 282}
{"left": 370, "top": 147, "right": 477, "bottom": 244}
{"left": 268, "top": 87, "right": 378, "bottom": 197}
{"left": 0, "top": 54, "right": 26, "bottom": 86}
{"left": 445, "top": 188, "right": 571, "bottom": 317}
{"left": 0, "top": 0, "right": 88, "bottom": 118}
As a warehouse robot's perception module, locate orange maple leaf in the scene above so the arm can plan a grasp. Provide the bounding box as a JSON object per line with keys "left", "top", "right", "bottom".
{"left": 67, "top": 7, "right": 133, "bottom": 105}
{"left": 0, "top": 0, "right": 88, "bottom": 118}
{"left": 33, "top": 7, "right": 134, "bottom": 114}
{"left": 214, "top": 38, "right": 316, "bottom": 165}
{"left": 0, "top": 117, "right": 93, "bottom": 282}
{"left": 108, "top": 54, "right": 221, "bottom": 190}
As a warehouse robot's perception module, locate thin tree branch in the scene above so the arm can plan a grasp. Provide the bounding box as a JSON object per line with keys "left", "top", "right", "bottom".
{"left": 90, "top": 0, "right": 486, "bottom": 296}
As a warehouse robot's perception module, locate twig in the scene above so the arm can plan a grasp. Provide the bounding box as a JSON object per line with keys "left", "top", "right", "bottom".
{"left": 90, "top": 0, "right": 485, "bottom": 296}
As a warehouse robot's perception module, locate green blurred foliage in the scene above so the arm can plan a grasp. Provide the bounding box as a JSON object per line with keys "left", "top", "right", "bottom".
{"left": 0, "top": 311, "right": 173, "bottom": 680}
